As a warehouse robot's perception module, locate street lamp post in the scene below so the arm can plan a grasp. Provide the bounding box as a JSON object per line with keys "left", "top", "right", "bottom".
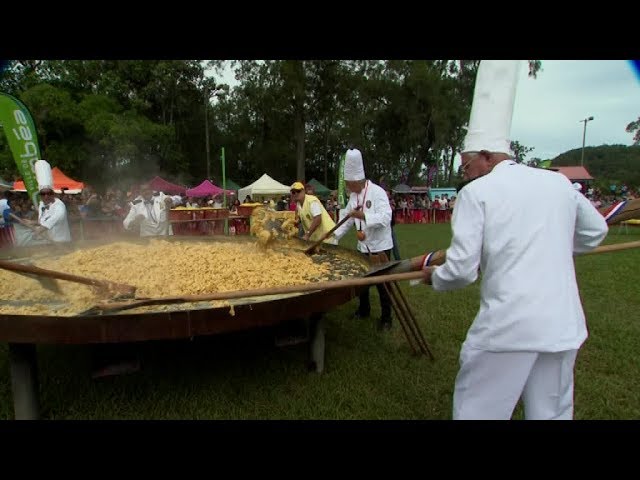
{"left": 579, "top": 116, "right": 594, "bottom": 167}
{"left": 204, "top": 91, "right": 211, "bottom": 180}
{"left": 204, "top": 85, "right": 226, "bottom": 180}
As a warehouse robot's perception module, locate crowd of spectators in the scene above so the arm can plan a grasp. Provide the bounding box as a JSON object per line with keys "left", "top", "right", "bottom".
{"left": 386, "top": 193, "right": 456, "bottom": 223}
{"left": 3, "top": 179, "right": 636, "bottom": 234}
{"left": 579, "top": 183, "right": 638, "bottom": 209}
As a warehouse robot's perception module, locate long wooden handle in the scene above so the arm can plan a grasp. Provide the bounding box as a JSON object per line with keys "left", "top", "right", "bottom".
{"left": 403, "top": 240, "right": 640, "bottom": 271}
{"left": 303, "top": 206, "right": 362, "bottom": 255}
{"left": 8, "top": 213, "right": 49, "bottom": 240}
{"left": 90, "top": 270, "right": 426, "bottom": 314}
{"left": 586, "top": 240, "right": 640, "bottom": 255}
{"left": 0, "top": 259, "right": 135, "bottom": 293}
{"left": 9, "top": 213, "right": 31, "bottom": 227}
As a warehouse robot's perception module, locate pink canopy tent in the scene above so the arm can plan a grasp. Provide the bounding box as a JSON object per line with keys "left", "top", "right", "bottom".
{"left": 186, "top": 180, "right": 235, "bottom": 198}
{"left": 147, "top": 176, "right": 186, "bottom": 195}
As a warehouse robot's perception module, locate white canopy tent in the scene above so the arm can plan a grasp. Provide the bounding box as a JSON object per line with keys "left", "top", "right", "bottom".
{"left": 238, "top": 173, "right": 291, "bottom": 201}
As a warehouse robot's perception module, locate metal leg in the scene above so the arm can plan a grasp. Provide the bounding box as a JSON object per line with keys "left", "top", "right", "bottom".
{"left": 8, "top": 343, "right": 40, "bottom": 420}
{"left": 308, "top": 314, "right": 326, "bottom": 374}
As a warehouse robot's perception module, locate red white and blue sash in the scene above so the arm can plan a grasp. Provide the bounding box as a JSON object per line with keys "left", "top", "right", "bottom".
{"left": 602, "top": 201, "right": 627, "bottom": 223}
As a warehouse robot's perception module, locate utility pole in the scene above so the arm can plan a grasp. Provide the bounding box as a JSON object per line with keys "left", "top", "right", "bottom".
{"left": 580, "top": 116, "right": 594, "bottom": 167}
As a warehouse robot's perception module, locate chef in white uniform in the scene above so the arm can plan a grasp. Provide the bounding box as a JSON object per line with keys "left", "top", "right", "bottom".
{"left": 123, "top": 183, "right": 182, "bottom": 237}
{"left": 334, "top": 148, "right": 394, "bottom": 330}
{"left": 21, "top": 160, "right": 72, "bottom": 243}
{"left": 422, "top": 61, "right": 609, "bottom": 420}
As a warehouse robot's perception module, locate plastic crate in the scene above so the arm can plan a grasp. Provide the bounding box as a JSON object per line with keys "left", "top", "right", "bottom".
{"left": 169, "top": 210, "right": 193, "bottom": 222}
{"left": 237, "top": 205, "right": 257, "bottom": 217}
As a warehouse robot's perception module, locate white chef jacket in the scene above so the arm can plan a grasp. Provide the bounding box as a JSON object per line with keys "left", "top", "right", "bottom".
{"left": 0, "top": 198, "right": 8, "bottom": 226}
{"left": 123, "top": 192, "right": 182, "bottom": 237}
{"left": 334, "top": 180, "right": 393, "bottom": 254}
{"left": 38, "top": 198, "right": 71, "bottom": 242}
{"left": 431, "top": 160, "right": 608, "bottom": 352}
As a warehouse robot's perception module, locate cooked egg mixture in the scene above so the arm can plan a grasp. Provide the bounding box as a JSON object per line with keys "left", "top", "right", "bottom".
{"left": 0, "top": 239, "right": 333, "bottom": 316}
{"left": 250, "top": 208, "right": 299, "bottom": 247}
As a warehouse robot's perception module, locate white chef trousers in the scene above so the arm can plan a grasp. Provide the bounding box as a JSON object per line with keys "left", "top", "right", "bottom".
{"left": 452, "top": 344, "right": 579, "bottom": 420}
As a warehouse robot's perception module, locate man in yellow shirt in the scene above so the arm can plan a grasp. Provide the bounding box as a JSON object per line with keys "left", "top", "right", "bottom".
{"left": 290, "top": 181, "right": 337, "bottom": 244}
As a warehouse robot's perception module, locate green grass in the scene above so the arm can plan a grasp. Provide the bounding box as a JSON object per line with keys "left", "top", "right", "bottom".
{"left": 1, "top": 224, "right": 639, "bottom": 419}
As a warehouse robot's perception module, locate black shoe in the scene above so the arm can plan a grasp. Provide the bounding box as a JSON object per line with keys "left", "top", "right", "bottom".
{"left": 377, "top": 318, "right": 392, "bottom": 331}
{"left": 353, "top": 310, "right": 370, "bottom": 319}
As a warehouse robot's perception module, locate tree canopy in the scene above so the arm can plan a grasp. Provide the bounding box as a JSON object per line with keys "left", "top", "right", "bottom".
{"left": 626, "top": 116, "right": 640, "bottom": 145}
{"left": 1, "top": 59, "right": 544, "bottom": 191}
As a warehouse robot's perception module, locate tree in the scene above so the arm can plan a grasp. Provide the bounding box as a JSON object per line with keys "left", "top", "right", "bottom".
{"left": 1, "top": 60, "right": 211, "bottom": 187}
{"left": 528, "top": 61, "right": 542, "bottom": 79}
{"left": 527, "top": 157, "right": 542, "bottom": 167}
{"left": 510, "top": 140, "right": 535, "bottom": 164}
{"left": 0, "top": 59, "right": 487, "bottom": 190}
{"left": 626, "top": 117, "right": 640, "bottom": 145}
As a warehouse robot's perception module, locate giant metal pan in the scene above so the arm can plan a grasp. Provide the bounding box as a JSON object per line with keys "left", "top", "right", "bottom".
{"left": 0, "top": 235, "right": 371, "bottom": 345}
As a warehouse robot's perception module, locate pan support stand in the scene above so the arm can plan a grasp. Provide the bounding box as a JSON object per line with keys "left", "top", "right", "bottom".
{"left": 274, "top": 313, "right": 326, "bottom": 373}
{"left": 8, "top": 342, "right": 41, "bottom": 420}
{"left": 307, "top": 313, "right": 325, "bottom": 374}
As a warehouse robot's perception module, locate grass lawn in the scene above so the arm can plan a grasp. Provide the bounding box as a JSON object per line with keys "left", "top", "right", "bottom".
{"left": 1, "top": 223, "right": 639, "bottom": 419}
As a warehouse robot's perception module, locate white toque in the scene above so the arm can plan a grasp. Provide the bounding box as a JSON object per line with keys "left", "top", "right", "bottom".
{"left": 462, "top": 60, "right": 523, "bottom": 156}
{"left": 344, "top": 148, "right": 366, "bottom": 181}
{"left": 35, "top": 160, "right": 54, "bottom": 192}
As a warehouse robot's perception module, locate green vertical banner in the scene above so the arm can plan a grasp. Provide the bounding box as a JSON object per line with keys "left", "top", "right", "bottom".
{"left": 337, "top": 152, "right": 346, "bottom": 209}
{"left": 0, "top": 93, "right": 41, "bottom": 208}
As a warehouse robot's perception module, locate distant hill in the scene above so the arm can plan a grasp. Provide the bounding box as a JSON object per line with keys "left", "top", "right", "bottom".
{"left": 552, "top": 144, "right": 640, "bottom": 187}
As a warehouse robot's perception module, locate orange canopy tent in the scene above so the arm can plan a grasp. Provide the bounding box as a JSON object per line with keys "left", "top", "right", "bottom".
{"left": 13, "top": 167, "right": 85, "bottom": 194}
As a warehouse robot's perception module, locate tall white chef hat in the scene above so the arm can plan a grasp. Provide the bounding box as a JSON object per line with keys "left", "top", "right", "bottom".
{"left": 462, "top": 60, "right": 523, "bottom": 156}
{"left": 35, "top": 160, "right": 54, "bottom": 193}
{"left": 344, "top": 148, "right": 365, "bottom": 181}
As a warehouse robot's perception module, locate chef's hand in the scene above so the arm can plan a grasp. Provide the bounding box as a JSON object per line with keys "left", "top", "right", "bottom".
{"left": 302, "top": 232, "right": 310, "bottom": 241}
{"left": 422, "top": 266, "right": 437, "bottom": 285}
{"left": 350, "top": 209, "right": 365, "bottom": 221}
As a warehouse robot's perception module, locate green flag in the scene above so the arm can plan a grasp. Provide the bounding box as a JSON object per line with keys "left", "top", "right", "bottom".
{"left": 538, "top": 159, "right": 552, "bottom": 169}
{"left": 337, "top": 152, "right": 346, "bottom": 209}
{"left": 0, "top": 93, "right": 41, "bottom": 207}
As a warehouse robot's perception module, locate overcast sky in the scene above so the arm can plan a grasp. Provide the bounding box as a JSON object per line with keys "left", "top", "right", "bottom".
{"left": 511, "top": 60, "right": 638, "bottom": 160}
{"left": 214, "top": 60, "right": 639, "bottom": 162}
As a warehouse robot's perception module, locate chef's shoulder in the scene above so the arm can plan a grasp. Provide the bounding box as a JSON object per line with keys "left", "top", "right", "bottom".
{"left": 368, "top": 181, "right": 388, "bottom": 198}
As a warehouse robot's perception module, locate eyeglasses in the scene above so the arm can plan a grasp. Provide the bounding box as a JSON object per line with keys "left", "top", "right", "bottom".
{"left": 460, "top": 157, "right": 477, "bottom": 174}
{"left": 459, "top": 152, "right": 486, "bottom": 174}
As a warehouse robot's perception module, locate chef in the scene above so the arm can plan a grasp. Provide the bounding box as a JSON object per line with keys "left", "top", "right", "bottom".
{"left": 20, "top": 160, "right": 71, "bottom": 243}
{"left": 421, "top": 60, "right": 608, "bottom": 420}
{"left": 123, "top": 183, "right": 182, "bottom": 236}
{"left": 333, "top": 148, "right": 394, "bottom": 330}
